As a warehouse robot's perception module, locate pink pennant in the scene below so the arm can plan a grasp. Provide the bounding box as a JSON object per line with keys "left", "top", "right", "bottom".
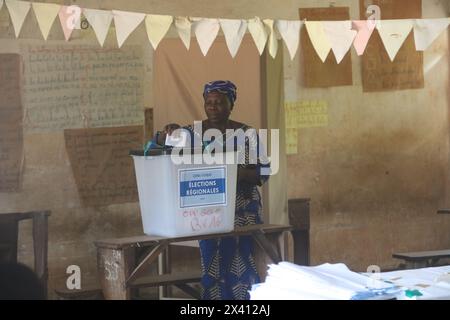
{"left": 58, "top": 5, "right": 81, "bottom": 41}
{"left": 352, "top": 20, "right": 376, "bottom": 56}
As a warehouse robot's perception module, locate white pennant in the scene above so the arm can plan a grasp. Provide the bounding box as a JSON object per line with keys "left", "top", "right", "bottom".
{"left": 263, "top": 19, "right": 278, "bottom": 58}
{"left": 59, "top": 5, "right": 81, "bottom": 41}
{"left": 5, "top": 0, "right": 31, "bottom": 38}
{"left": 219, "top": 19, "right": 247, "bottom": 58}
{"left": 304, "top": 21, "right": 331, "bottom": 62}
{"left": 175, "top": 16, "right": 191, "bottom": 50}
{"left": 145, "top": 14, "right": 173, "bottom": 50}
{"left": 377, "top": 19, "right": 413, "bottom": 62}
{"left": 83, "top": 9, "right": 113, "bottom": 47}
{"left": 112, "top": 10, "right": 145, "bottom": 48}
{"left": 322, "top": 21, "right": 357, "bottom": 64}
{"left": 193, "top": 18, "right": 220, "bottom": 56}
{"left": 247, "top": 17, "right": 268, "bottom": 55}
{"left": 414, "top": 18, "right": 450, "bottom": 51}
{"left": 276, "top": 20, "right": 302, "bottom": 60}
{"left": 32, "top": 2, "right": 60, "bottom": 40}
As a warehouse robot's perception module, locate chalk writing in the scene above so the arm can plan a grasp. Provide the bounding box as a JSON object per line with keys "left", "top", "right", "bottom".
{"left": 21, "top": 45, "right": 145, "bottom": 132}
{"left": 0, "top": 54, "right": 23, "bottom": 192}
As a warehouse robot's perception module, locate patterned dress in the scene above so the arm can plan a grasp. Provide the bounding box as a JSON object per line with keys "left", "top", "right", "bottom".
{"left": 185, "top": 123, "right": 270, "bottom": 300}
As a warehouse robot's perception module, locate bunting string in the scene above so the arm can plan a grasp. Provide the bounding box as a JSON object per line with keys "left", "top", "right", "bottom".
{"left": 1, "top": 0, "right": 449, "bottom": 62}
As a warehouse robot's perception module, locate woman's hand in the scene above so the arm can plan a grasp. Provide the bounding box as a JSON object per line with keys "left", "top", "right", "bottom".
{"left": 157, "top": 123, "right": 181, "bottom": 145}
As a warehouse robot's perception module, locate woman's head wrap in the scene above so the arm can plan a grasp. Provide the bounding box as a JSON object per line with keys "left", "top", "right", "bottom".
{"left": 203, "top": 80, "right": 237, "bottom": 106}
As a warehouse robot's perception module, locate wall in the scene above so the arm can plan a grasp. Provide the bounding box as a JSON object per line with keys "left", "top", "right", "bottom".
{"left": 0, "top": 0, "right": 448, "bottom": 299}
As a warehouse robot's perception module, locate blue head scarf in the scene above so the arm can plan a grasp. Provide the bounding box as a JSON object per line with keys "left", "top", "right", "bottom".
{"left": 203, "top": 80, "right": 237, "bottom": 107}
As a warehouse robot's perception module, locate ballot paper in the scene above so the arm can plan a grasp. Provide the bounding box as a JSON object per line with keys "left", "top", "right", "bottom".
{"left": 165, "top": 130, "right": 189, "bottom": 147}
{"left": 250, "top": 262, "right": 400, "bottom": 300}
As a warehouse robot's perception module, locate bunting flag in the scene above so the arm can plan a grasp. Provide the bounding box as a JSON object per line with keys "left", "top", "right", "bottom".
{"left": 83, "top": 9, "right": 113, "bottom": 47}
{"left": 377, "top": 19, "right": 413, "bottom": 62}
{"left": 219, "top": 19, "right": 247, "bottom": 58}
{"left": 112, "top": 10, "right": 145, "bottom": 48}
{"left": 322, "top": 21, "right": 357, "bottom": 64}
{"left": 414, "top": 18, "right": 450, "bottom": 51}
{"left": 248, "top": 17, "right": 268, "bottom": 56}
{"left": 5, "top": 0, "right": 31, "bottom": 38}
{"left": 175, "top": 16, "right": 191, "bottom": 50}
{"left": 193, "top": 18, "right": 220, "bottom": 56}
{"left": 32, "top": 2, "right": 61, "bottom": 40}
{"left": 305, "top": 21, "right": 331, "bottom": 62}
{"left": 59, "top": 5, "right": 81, "bottom": 41}
{"left": 145, "top": 14, "right": 173, "bottom": 50}
{"left": 276, "top": 20, "right": 302, "bottom": 60}
{"left": 263, "top": 19, "right": 278, "bottom": 58}
{"left": 352, "top": 20, "right": 376, "bottom": 56}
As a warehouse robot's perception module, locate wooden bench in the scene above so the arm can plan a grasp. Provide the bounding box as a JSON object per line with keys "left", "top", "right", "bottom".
{"left": 393, "top": 250, "right": 450, "bottom": 269}
{"left": 0, "top": 211, "right": 50, "bottom": 298}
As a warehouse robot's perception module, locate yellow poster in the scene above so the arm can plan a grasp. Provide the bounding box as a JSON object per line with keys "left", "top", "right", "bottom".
{"left": 286, "top": 128, "right": 298, "bottom": 155}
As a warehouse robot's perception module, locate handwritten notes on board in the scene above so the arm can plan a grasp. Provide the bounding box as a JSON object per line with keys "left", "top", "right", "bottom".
{"left": 22, "top": 45, "right": 145, "bottom": 132}
{"left": 0, "top": 54, "right": 23, "bottom": 192}
{"left": 360, "top": 0, "right": 424, "bottom": 92}
{"left": 64, "top": 126, "right": 143, "bottom": 207}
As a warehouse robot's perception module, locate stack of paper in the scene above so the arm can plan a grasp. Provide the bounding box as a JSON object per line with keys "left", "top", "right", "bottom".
{"left": 250, "top": 262, "right": 399, "bottom": 300}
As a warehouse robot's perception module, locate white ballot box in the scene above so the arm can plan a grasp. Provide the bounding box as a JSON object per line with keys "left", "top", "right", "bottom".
{"left": 130, "top": 150, "right": 238, "bottom": 237}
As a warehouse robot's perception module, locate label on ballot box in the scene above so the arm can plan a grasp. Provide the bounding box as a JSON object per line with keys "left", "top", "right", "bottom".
{"left": 179, "top": 167, "right": 227, "bottom": 208}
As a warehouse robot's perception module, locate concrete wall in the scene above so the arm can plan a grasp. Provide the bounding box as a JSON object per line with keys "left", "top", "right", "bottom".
{"left": 0, "top": 0, "right": 448, "bottom": 298}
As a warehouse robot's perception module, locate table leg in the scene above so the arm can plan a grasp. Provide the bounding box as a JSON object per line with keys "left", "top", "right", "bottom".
{"left": 97, "top": 247, "right": 135, "bottom": 300}
{"left": 33, "top": 212, "right": 48, "bottom": 298}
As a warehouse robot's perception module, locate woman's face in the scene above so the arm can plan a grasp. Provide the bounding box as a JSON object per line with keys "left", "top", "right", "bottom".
{"left": 204, "top": 91, "right": 232, "bottom": 125}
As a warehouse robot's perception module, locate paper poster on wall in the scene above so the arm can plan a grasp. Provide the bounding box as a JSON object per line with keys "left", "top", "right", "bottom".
{"left": 299, "top": 7, "right": 353, "bottom": 88}
{"left": 0, "top": 54, "right": 23, "bottom": 193}
{"left": 22, "top": 45, "right": 145, "bottom": 132}
{"left": 64, "top": 126, "right": 143, "bottom": 207}
{"left": 360, "top": 0, "right": 424, "bottom": 92}
{"left": 285, "top": 100, "right": 329, "bottom": 129}
{"left": 286, "top": 128, "right": 298, "bottom": 156}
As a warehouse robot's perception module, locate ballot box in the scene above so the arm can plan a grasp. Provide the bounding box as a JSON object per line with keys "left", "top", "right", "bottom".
{"left": 130, "top": 149, "right": 237, "bottom": 237}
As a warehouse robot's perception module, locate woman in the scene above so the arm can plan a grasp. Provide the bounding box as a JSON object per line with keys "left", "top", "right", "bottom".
{"left": 154, "top": 80, "right": 269, "bottom": 300}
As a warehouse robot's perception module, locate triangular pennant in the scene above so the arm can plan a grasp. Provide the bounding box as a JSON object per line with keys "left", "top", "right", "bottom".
{"left": 112, "top": 10, "right": 145, "bottom": 48}
{"left": 5, "top": 0, "right": 31, "bottom": 38}
{"left": 145, "top": 14, "right": 173, "bottom": 50}
{"left": 322, "top": 21, "right": 357, "bottom": 64}
{"left": 304, "top": 21, "right": 331, "bottom": 62}
{"left": 377, "top": 19, "right": 413, "bottom": 62}
{"left": 59, "top": 5, "right": 81, "bottom": 41}
{"left": 263, "top": 19, "right": 278, "bottom": 58}
{"left": 175, "top": 16, "right": 191, "bottom": 50}
{"left": 276, "top": 20, "right": 301, "bottom": 60}
{"left": 247, "top": 17, "right": 268, "bottom": 55}
{"left": 414, "top": 18, "right": 450, "bottom": 51}
{"left": 32, "top": 2, "right": 60, "bottom": 40}
{"left": 352, "top": 20, "right": 376, "bottom": 56}
{"left": 83, "top": 9, "right": 113, "bottom": 47}
{"left": 193, "top": 18, "right": 220, "bottom": 56}
{"left": 219, "top": 19, "right": 247, "bottom": 58}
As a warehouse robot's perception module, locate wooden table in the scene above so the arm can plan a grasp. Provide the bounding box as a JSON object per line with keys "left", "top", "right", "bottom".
{"left": 95, "top": 224, "right": 293, "bottom": 300}
{"left": 0, "top": 211, "right": 50, "bottom": 297}
{"left": 393, "top": 250, "right": 450, "bottom": 269}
